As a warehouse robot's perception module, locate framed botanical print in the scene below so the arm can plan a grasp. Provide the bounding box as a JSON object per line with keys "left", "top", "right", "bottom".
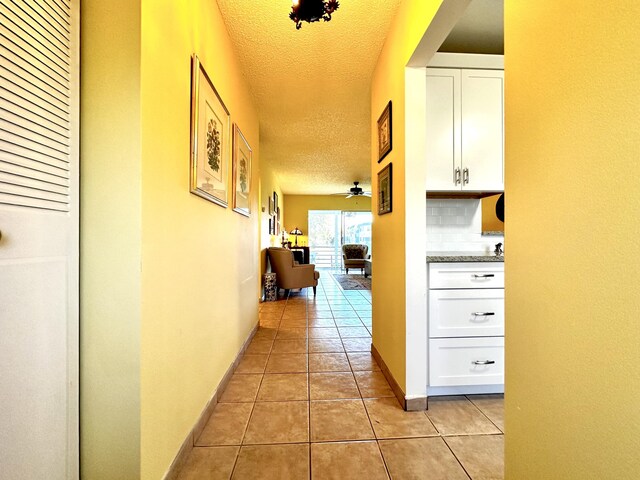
{"left": 190, "top": 55, "right": 231, "bottom": 207}
{"left": 377, "top": 101, "right": 392, "bottom": 163}
{"left": 232, "top": 125, "right": 252, "bottom": 217}
{"left": 378, "top": 163, "right": 392, "bottom": 215}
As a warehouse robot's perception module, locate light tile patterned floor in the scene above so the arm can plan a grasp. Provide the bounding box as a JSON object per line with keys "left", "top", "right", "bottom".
{"left": 178, "top": 272, "right": 504, "bottom": 479}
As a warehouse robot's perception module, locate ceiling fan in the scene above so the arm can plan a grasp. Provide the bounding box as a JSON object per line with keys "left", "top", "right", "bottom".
{"left": 332, "top": 182, "right": 371, "bottom": 198}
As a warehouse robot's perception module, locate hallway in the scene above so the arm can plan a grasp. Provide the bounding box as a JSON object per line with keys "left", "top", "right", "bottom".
{"left": 177, "top": 273, "right": 504, "bottom": 479}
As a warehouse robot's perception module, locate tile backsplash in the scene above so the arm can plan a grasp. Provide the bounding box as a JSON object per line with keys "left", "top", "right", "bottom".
{"left": 426, "top": 199, "right": 504, "bottom": 252}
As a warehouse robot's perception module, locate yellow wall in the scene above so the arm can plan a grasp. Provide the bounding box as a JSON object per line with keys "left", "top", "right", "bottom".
{"left": 283, "top": 195, "right": 372, "bottom": 247}
{"left": 82, "top": 1, "right": 260, "bottom": 478}
{"left": 80, "top": 1, "right": 142, "bottom": 477}
{"left": 370, "top": 0, "right": 444, "bottom": 392}
{"left": 481, "top": 194, "right": 504, "bottom": 232}
{"left": 139, "top": 1, "right": 259, "bottom": 478}
{"left": 259, "top": 159, "right": 285, "bottom": 277}
{"left": 505, "top": 1, "right": 640, "bottom": 478}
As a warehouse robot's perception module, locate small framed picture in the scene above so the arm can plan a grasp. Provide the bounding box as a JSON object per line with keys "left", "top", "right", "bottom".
{"left": 377, "top": 101, "right": 392, "bottom": 163}
{"left": 232, "top": 124, "right": 252, "bottom": 217}
{"left": 378, "top": 163, "right": 392, "bottom": 215}
{"left": 268, "top": 196, "right": 274, "bottom": 215}
{"left": 273, "top": 191, "right": 278, "bottom": 212}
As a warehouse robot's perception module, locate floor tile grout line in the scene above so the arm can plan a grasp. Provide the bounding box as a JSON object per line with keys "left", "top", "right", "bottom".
{"left": 465, "top": 394, "right": 504, "bottom": 433}
{"left": 441, "top": 435, "right": 474, "bottom": 480}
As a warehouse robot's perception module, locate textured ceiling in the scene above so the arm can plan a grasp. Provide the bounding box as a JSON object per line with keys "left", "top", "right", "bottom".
{"left": 216, "top": 0, "right": 402, "bottom": 195}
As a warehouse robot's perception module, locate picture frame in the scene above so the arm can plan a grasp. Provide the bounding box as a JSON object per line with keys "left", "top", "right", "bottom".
{"left": 232, "top": 124, "right": 252, "bottom": 217}
{"left": 273, "top": 191, "right": 278, "bottom": 213}
{"left": 377, "top": 101, "right": 392, "bottom": 163}
{"left": 268, "top": 196, "right": 274, "bottom": 216}
{"left": 378, "top": 163, "right": 392, "bottom": 215}
{"left": 190, "top": 55, "right": 231, "bottom": 207}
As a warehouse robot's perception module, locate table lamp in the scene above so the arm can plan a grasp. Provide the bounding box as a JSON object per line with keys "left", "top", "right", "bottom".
{"left": 289, "top": 227, "right": 302, "bottom": 246}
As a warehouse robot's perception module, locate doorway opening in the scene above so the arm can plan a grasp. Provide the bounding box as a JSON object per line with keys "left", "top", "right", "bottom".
{"left": 307, "top": 210, "right": 372, "bottom": 270}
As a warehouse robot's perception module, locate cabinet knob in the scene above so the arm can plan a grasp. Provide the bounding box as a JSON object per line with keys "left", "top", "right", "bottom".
{"left": 472, "top": 274, "right": 495, "bottom": 278}
{"left": 463, "top": 168, "right": 469, "bottom": 185}
{"left": 454, "top": 168, "right": 461, "bottom": 185}
{"left": 472, "top": 312, "right": 495, "bottom": 316}
{"left": 472, "top": 360, "right": 496, "bottom": 365}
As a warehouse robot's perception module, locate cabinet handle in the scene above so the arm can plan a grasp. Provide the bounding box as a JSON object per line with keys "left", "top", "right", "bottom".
{"left": 463, "top": 168, "right": 469, "bottom": 185}
{"left": 472, "top": 274, "right": 495, "bottom": 278}
{"left": 472, "top": 312, "right": 495, "bottom": 316}
{"left": 454, "top": 168, "right": 461, "bottom": 185}
{"left": 472, "top": 360, "right": 496, "bottom": 365}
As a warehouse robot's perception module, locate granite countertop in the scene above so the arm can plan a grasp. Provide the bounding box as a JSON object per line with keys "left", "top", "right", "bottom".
{"left": 427, "top": 251, "right": 504, "bottom": 263}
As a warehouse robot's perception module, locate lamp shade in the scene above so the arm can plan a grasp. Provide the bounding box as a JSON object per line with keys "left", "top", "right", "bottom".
{"left": 290, "top": 227, "right": 303, "bottom": 236}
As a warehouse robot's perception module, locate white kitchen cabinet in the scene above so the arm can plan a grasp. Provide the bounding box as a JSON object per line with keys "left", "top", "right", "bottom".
{"left": 425, "top": 68, "right": 504, "bottom": 193}
{"left": 429, "top": 289, "right": 504, "bottom": 338}
{"left": 429, "top": 336, "right": 504, "bottom": 387}
{"left": 428, "top": 262, "right": 505, "bottom": 394}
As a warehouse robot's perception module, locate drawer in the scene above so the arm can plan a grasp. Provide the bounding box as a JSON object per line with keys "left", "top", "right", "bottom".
{"left": 429, "top": 262, "right": 504, "bottom": 289}
{"left": 429, "top": 289, "right": 504, "bottom": 338}
{"left": 429, "top": 337, "right": 504, "bottom": 387}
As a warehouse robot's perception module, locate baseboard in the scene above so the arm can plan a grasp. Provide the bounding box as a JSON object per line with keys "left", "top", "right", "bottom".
{"left": 371, "top": 343, "right": 427, "bottom": 412}
{"left": 163, "top": 322, "right": 259, "bottom": 480}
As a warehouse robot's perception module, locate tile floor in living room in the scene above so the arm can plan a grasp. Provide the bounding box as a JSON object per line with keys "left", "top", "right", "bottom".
{"left": 177, "top": 272, "right": 504, "bottom": 479}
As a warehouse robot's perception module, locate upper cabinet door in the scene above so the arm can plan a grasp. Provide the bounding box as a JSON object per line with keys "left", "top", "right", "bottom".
{"left": 461, "top": 70, "right": 504, "bottom": 191}
{"left": 425, "top": 69, "right": 461, "bottom": 191}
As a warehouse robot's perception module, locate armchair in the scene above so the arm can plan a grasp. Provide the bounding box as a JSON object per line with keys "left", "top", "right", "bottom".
{"left": 342, "top": 244, "right": 370, "bottom": 274}
{"left": 267, "top": 247, "right": 320, "bottom": 296}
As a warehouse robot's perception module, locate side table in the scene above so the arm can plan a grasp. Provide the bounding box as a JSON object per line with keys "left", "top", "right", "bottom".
{"left": 263, "top": 272, "right": 277, "bottom": 301}
{"left": 364, "top": 259, "right": 372, "bottom": 278}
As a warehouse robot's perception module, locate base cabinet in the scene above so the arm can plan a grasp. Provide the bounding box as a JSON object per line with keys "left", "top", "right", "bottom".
{"left": 428, "top": 262, "right": 505, "bottom": 395}
{"left": 429, "top": 337, "right": 504, "bottom": 387}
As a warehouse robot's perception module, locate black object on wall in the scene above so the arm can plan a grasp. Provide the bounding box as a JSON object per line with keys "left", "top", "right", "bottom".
{"left": 496, "top": 193, "right": 505, "bottom": 222}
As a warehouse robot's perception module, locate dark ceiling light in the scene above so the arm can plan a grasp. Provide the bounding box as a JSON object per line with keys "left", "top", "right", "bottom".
{"left": 290, "top": 0, "right": 340, "bottom": 30}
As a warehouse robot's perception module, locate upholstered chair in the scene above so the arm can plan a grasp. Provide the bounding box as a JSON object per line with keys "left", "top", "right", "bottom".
{"left": 267, "top": 247, "right": 320, "bottom": 296}
{"left": 341, "top": 244, "right": 370, "bottom": 274}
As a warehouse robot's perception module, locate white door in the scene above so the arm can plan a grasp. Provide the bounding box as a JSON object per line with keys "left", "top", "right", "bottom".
{"left": 0, "top": 1, "right": 79, "bottom": 478}
{"left": 425, "top": 68, "right": 461, "bottom": 191}
{"left": 461, "top": 69, "right": 504, "bottom": 191}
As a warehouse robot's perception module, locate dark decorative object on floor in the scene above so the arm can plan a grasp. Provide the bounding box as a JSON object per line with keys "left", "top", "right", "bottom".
{"left": 290, "top": 0, "right": 340, "bottom": 30}
{"left": 333, "top": 274, "right": 371, "bottom": 291}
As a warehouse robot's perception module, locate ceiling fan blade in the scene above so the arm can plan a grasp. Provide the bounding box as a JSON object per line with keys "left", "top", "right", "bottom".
{"left": 346, "top": 194, "right": 354, "bottom": 199}
{"left": 363, "top": 192, "right": 372, "bottom": 197}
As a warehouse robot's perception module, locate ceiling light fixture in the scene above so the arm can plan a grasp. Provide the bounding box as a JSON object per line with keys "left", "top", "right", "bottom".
{"left": 290, "top": 0, "right": 340, "bottom": 30}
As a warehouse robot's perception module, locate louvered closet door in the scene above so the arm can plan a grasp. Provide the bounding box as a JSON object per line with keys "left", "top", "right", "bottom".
{"left": 0, "top": 0, "right": 79, "bottom": 478}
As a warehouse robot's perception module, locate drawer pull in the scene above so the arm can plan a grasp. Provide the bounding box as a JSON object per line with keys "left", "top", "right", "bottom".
{"left": 472, "top": 274, "right": 495, "bottom": 278}
{"left": 472, "top": 312, "right": 495, "bottom": 316}
{"left": 472, "top": 360, "right": 496, "bottom": 366}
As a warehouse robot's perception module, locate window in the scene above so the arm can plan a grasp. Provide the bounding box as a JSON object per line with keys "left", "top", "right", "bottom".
{"left": 308, "top": 210, "right": 372, "bottom": 268}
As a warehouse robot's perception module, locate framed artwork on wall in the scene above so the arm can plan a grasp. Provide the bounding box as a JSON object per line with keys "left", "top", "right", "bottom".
{"left": 268, "top": 196, "right": 274, "bottom": 215}
{"left": 189, "top": 55, "right": 231, "bottom": 207}
{"left": 378, "top": 163, "right": 392, "bottom": 215}
{"left": 273, "top": 191, "right": 278, "bottom": 213}
{"left": 232, "top": 124, "right": 252, "bottom": 217}
{"left": 377, "top": 100, "right": 392, "bottom": 163}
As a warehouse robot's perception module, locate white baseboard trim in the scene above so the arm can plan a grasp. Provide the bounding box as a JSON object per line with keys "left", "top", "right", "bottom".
{"left": 162, "top": 322, "right": 259, "bottom": 480}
